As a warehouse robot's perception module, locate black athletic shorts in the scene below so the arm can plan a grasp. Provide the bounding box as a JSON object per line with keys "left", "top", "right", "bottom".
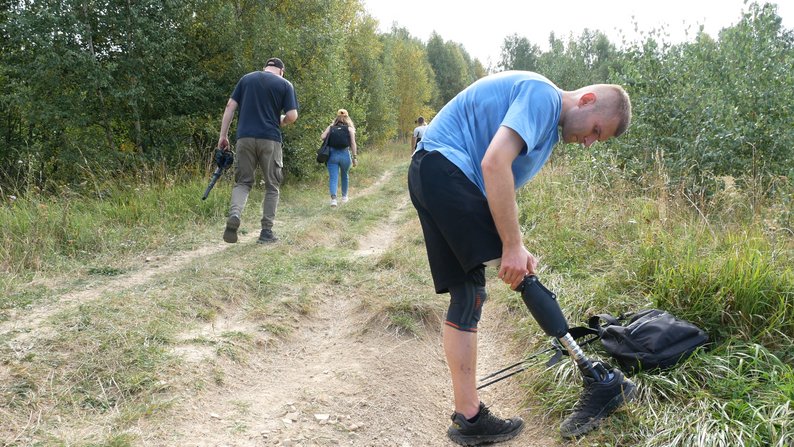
{"left": 408, "top": 150, "right": 502, "bottom": 293}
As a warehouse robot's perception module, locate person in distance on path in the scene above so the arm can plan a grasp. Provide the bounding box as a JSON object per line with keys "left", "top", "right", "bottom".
{"left": 411, "top": 116, "right": 428, "bottom": 152}
{"left": 320, "top": 109, "right": 358, "bottom": 207}
{"left": 218, "top": 57, "right": 298, "bottom": 244}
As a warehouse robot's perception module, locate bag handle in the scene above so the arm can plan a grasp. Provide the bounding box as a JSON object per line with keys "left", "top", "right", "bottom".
{"left": 588, "top": 313, "right": 621, "bottom": 333}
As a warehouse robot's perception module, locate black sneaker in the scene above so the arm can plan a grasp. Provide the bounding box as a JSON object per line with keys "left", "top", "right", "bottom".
{"left": 559, "top": 365, "right": 636, "bottom": 439}
{"left": 257, "top": 228, "right": 278, "bottom": 244}
{"left": 447, "top": 403, "right": 524, "bottom": 446}
{"left": 223, "top": 215, "right": 240, "bottom": 243}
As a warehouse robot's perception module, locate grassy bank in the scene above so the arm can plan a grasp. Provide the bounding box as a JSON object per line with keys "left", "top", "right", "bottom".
{"left": 510, "top": 153, "right": 793, "bottom": 446}
{"left": 0, "top": 145, "right": 407, "bottom": 320}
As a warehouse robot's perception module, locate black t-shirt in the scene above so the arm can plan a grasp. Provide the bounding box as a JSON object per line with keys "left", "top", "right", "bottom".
{"left": 231, "top": 71, "right": 298, "bottom": 142}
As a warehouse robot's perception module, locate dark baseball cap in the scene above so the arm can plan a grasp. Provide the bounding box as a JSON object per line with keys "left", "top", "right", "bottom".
{"left": 265, "top": 58, "right": 285, "bottom": 69}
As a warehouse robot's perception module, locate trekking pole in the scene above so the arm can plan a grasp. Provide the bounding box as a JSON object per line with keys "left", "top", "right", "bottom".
{"left": 477, "top": 346, "right": 555, "bottom": 390}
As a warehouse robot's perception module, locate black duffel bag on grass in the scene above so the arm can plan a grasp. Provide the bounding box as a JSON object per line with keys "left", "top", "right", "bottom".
{"left": 587, "top": 309, "right": 709, "bottom": 375}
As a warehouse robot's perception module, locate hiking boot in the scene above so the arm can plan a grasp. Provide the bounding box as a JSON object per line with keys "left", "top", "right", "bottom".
{"left": 559, "top": 365, "right": 636, "bottom": 439}
{"left": 223, "top": 215, "right": 240, "bottom": 243}
{"left": 257, "top": 228, "right": 278, "bottom": 244}
{"left": 447, "top": 403, "right": 524, "bottom": 446}
{"left": 341, "top": 195, "right": 349, "bottom": 203}
{"left": 330, "top": 198, "right": 338, "bottom": 207}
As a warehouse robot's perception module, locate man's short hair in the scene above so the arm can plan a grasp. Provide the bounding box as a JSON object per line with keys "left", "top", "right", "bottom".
{"left": 265, "top": 58, "right": 284, "bottom": 69}
{"left": 593, "top": 84, "right": 632, "bottom": 137}
{"left": 417, "top": 116, "right": 425, "bottom": 124}
{"left": 609, "top": 85, "right": 632, "bottom": 137}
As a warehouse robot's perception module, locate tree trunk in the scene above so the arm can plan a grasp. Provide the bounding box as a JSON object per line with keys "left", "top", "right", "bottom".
{"left": 125, "top": 0, "right": 143, "bottom": 153}
{"left": 82, "top": 3, "right": 116, "bottom": 152}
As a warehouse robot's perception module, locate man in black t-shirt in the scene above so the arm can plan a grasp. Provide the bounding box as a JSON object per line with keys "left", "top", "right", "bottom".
{"left": 218, "top": 57, "right": 299, "bottom": 244}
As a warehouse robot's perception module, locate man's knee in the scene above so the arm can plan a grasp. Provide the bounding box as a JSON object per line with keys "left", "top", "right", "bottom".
{"left": 446, "top": 275, "right": 487, "bottom": 332}
{"left": 234, "top": 176, "right": 254, "bottom": 189}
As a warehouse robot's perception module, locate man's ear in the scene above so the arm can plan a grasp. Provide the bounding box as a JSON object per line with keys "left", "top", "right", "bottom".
{"left": 578, "top": 92, "right": 596, "bottom": 106}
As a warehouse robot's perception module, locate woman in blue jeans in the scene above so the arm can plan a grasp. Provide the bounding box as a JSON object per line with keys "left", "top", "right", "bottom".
{"left": 320, "top": 109, "right": 358, "bottom": 206}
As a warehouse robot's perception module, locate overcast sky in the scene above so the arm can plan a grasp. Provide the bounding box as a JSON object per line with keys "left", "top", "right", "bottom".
{"left": 363, "top": 0, "right": 793, "bottom": 67}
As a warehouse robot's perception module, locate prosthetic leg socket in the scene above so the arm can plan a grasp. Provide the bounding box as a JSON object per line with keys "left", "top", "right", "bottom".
{"left": 518, "top": 276, "right": 605, "bottom": 381}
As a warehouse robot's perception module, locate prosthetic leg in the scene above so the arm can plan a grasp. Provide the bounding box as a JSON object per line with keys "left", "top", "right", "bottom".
{"left": 480, "top": 275, "right": 635, "bottom": 438}
{"left": 517, "top": 275, "right": 608, "bottom": 382}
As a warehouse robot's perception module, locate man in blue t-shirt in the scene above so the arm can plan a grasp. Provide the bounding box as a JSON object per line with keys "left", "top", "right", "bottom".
{"left": 408, "top": 71, "right": 633, "bottom": 445}
{"left": 218, "top": 57, "right": 299, "bottom": 244}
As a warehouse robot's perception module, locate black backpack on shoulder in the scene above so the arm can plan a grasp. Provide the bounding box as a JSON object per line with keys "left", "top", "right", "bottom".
{"left": 327, "top": 125, "right": 350, "bottom": 148}
{"left": 585, "top": 309, "right": 709, "bottom": 375}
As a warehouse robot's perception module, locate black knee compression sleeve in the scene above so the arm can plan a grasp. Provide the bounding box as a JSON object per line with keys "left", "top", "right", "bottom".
{"left": 446, "top": 270, "right": 487, "bottom": 332}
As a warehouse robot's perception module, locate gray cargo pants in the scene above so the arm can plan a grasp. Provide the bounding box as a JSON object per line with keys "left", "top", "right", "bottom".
{"left": 229, "top": 137, "right": 284, "bottom": 231}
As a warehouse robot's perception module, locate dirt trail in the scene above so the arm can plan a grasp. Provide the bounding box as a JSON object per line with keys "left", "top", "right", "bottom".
{"left": 0, "top": 172, "right": 395, "bottom": 344}
{"left": 143, "top": 174, "right": 558, "bottom": 446}
{"left": 146, "top": 282, "right": 558, "bottom": 446}
{"left": 1, "top": 245, "right": 226, "bottom": 345}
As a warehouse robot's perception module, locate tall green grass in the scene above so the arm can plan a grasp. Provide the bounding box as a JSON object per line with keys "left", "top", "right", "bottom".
{"left": 648, "top": 238, "right": 794, "bottom": 351}
{"left": 0, "top": 173, "right": 230, "bottom": 322}
{"left": 512, "top": 152, "right": 793, "bottom": 446}
{"left": 0, "top": 177, "right": 227, "bottom": 274}
{"left": 0, "top": 141, "right": 409, "bottom": 277}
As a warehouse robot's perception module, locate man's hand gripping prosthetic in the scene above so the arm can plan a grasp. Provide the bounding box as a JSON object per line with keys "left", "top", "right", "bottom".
{"left": 518, "top": 275, "right": 609, "bottom": 382}
{"left": 201, "top": 148, "right": 234, "bottom": 200}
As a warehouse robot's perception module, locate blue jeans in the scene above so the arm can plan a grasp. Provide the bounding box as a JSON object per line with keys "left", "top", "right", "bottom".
{"left": 327, "top": 147, "right": 352, "bottom": 197}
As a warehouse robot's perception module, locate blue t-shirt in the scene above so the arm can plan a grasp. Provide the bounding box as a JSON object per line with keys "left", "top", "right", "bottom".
{"left": 231, "top": 71, "right": 298, "bottom": 142}
{"left": 418, "top": 71, "right": 562, "bottom": 196}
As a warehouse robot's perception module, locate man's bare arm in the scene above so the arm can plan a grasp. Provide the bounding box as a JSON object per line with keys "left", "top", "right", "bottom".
{"left": 481, "top": 126, "right": 538, "bottom": 289}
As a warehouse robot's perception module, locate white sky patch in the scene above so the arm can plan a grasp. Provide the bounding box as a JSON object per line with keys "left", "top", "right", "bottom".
{"left": 363, "top": 0, "right": 793, "bottom": 68}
